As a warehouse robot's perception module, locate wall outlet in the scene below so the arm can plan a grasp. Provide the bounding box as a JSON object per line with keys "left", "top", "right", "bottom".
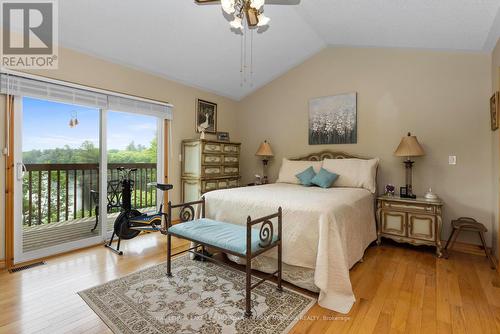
{"left": 448, "top": 155, "right": 457, "bottom": 165}
{"left": 178, "top": 154, "right": 182, "bottom": 162}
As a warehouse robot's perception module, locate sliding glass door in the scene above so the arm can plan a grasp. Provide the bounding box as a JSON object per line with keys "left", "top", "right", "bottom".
{"left": 13, "top": 98, "right": 165, "bottom": 263}
{"left": 13, "top": 97, "right": 103, "bottom": 263}
{"left": 104, "top": 110, "right": 161, "bottom": 236}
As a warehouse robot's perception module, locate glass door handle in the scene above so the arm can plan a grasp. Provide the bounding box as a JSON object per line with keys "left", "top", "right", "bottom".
{"left": 16, "top": 162, "right": 26, "bottom": 181}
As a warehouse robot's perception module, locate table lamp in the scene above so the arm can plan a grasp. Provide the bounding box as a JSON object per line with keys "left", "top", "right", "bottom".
{"left": 255, "top": 140, "right": 274, "bottom": 184}
{"left": 394, "top": 132, "right": 425, "bottom": 199}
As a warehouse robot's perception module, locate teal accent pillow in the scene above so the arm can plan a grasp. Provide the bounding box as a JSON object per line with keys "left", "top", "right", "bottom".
{"left": 311, "top": 168, "right": 339, "bottom": 188}
{"left": 295, "top": 166, "right": 316, "bottom": 186}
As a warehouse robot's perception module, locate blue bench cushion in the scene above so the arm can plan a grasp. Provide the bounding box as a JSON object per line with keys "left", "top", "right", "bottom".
{"left": 168, "top": 218, "right": 278, "bottom": 256}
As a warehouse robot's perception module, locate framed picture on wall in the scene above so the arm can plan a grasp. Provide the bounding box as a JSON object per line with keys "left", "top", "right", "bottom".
{"left": 309, "top": 92, "right": 357, "bottom": 144}
{"left": 196, "top": 99, "right": 217, "bottom": 134}
{"left": 490, "top": 92, "right": 499, "bottom": 131}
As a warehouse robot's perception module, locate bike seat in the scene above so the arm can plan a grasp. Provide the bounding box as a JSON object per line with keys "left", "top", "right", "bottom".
{"left": 156, "top": 183, "right": 173, "bottom": 191}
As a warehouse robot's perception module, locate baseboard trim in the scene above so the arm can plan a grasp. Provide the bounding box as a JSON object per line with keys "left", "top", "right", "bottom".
{"left": 445, "top": 240, "right": 498, "bottom": 263}
{"left": 0, "top": 259, "right": 6, "bottom": 270}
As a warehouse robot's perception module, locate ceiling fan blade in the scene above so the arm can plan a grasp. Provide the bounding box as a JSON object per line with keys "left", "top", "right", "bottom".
{"left": 265, "top": 0, "right": 300, "bottom": 4}
{"left": 245, "top": 7, "right": 259, "bottom": 27}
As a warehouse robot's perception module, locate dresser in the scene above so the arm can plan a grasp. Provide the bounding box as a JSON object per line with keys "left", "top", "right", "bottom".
{"left": 181, "top": 139, "right": 241, "bottom": 202}
{"left": 376, "top": 195, "right": 444, "bottom": 257}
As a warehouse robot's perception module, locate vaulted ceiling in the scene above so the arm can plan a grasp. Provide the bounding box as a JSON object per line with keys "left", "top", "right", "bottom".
{"left": 59, "top": 0, "right": 500, "bottom": 100}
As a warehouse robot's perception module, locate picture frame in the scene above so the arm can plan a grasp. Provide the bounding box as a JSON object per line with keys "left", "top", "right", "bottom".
{"left": 400, "top": 186, "right": 407, "bottom": 198}
{"left": 309, "top": 92, "right": 357, "bottom": 145}
{"left": 217, "top": 131, "right": 230, "bottom": 142}
{"left": 196, "top": 99, "right": 217, "bottom": 134}
{"left": 490, "top": 92, "right": 499, "bottom": 131}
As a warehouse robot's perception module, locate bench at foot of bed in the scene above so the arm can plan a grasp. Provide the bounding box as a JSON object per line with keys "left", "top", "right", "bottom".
{"left": 164, "top": 197, "right": 282, "bottom": 317}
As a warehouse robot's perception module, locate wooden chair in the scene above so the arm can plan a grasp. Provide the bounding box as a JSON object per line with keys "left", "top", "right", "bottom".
{"left": 444, "top": 217, "right": 496, "bottom": 269}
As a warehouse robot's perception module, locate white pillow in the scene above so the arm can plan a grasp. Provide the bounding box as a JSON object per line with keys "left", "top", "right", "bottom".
{"left": 322, "top": 158, "right": 379, "bottom": 193}
{"left": 276, "top": 158, "right": 322, "bottom": 185}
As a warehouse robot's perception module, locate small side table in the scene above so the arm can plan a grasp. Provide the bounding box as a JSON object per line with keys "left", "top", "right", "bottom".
{"left": 376, "top": 195, "right": 444, "bottom": 257}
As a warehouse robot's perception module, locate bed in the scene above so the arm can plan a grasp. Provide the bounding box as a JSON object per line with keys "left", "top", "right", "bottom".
{"left": 202, "top": 151, "right": 378, "bottom": 314}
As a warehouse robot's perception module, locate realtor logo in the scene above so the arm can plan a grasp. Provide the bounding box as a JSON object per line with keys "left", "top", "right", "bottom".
{"left": 1, "top": 0, "right": 58, "bottom": 68}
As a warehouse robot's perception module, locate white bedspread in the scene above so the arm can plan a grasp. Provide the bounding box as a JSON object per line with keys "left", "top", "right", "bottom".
{"left": 203, "top": 183, "right": 377, "bottom": 314}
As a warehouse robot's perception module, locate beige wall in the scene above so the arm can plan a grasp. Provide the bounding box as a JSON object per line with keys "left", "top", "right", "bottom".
{"left": 1, "top": 45, "right": 497, "bottom": 261}
{"left": 237, "top": 47, "right": 493, "bottom": 246}
{"left": 491, "top": 38, "right": 500, "bottom": 256}
{"left": 0, "top": 47, "right": 239, "bottom": 261}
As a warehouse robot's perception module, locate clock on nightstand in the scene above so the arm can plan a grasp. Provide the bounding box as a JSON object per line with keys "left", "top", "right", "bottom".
{"left": 376, "top": 195, "right": 444, "bottom": 257}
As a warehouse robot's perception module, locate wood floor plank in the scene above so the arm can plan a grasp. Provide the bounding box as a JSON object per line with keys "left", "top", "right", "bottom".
{"left": 1, "top": 235, "right": 499, "bottom": 334}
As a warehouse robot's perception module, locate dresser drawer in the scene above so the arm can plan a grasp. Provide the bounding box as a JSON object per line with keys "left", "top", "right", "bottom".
{"left": 381, "top": 211, "right": 406, "bottom": 237}
{"left": 222, "top": 166, "right": 239, "bottom": 176}
{"left": 227, "top": 178, "right": 239, "bottom": 188}
{"left": 223, "top": 155, "right": 239, "bottom": 165}
{"left": 202, "top": 154, "right": 222, "bottom": 165}
{"left": 202, "top": 166, "right": 221, "bottom": 177}
{"left": 201, "top": 180, "right": 218, "bottom": 193}
{"left": 222, "top": 144, "right": 239, "bottom": 154}
{"left": 203, "top": 142, "right": 222, "bottom": 153}
{"left": 217, "top": 179, "right": 229, "bottom": 189}
{"left": 382, "top": 201, "right": 434, "bottom": 213}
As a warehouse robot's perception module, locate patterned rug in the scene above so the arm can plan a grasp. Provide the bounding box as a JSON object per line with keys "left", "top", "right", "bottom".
{"left": 79, "top": 255, "right": 316, "bottom": 334}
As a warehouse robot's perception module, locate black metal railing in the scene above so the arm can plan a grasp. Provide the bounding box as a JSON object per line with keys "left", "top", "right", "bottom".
{"left": 23, "top": 163, "right": 157, "bottom": 226}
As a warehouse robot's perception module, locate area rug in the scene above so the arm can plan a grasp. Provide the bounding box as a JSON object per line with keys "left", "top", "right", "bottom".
{"left": 79, "top": 255, "right": 316, "bottom": 334}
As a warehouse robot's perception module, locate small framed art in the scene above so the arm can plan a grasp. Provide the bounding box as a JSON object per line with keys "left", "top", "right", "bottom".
{"left": 490, "top": 92, "right": 499, "bottom": 131}
{"left": 217, "top": 132, "right": 230, "bottom": 141}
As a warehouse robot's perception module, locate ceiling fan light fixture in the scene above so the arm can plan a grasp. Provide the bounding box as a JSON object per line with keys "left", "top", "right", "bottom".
{"left": 221, "top": 0, "right": 235, "bottom": 14}
{"left": 257, "top": 13, "right": 270, "bottom": 26}
{"left": 230, "top": 16, "right": 243, "bottom": 29}
{"left": 250, "top": 0, "right": 265, "bottom": 10}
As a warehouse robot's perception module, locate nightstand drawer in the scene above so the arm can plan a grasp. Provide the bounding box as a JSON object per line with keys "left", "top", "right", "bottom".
{"left": 408, "top": 214, "right": 435, "bottom": 241}
{"left": 381, "top": 211, "right": 406, "bottom": 237}
{"left": 382, "top": 201, "right": 434, "bottom": 213}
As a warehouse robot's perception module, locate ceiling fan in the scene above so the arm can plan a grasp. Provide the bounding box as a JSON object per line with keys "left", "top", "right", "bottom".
{"left": 194, "top": 0, "right": 300, "bottom": 30}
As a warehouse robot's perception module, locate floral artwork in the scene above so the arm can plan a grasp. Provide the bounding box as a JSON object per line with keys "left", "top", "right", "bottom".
{"left": 309, "top": 92, "right": 357, "bottom": 145}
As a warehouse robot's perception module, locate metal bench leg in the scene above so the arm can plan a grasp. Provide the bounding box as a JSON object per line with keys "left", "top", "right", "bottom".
{"left": 167, "top": 234, "right": 172, "bottom": 277}
{"left": 478, "top": 231, "right": 497, "bottom": 270}
{"left": 277, "top": 239, "right": 283, "bottom": 292}
{"left": 245, "top": 255, "right": 252, "bottom": 317}
{"left": 245, "top": 218, "right": 252, "bottom": 318}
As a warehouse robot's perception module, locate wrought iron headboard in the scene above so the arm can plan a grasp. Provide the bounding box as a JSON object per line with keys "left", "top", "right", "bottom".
{"left": 291, "top": 150, "right": 371, "bottom": 162}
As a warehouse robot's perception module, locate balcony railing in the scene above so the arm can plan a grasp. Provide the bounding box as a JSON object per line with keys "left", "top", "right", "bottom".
{"left": 23, "top": 163, "right": 157, "bottom": 227}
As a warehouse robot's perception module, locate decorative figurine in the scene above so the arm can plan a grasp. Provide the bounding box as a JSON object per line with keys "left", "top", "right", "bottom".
{"left": 384, "top": 184, "right": 395, "bottom": 196}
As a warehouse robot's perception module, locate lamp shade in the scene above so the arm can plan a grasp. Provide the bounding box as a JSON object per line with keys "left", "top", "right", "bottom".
{"left": 394, "top": 132, "right": 425, "bottom": 157}
{"left": 256, "top": 140, "right": 274, "bottom": 157}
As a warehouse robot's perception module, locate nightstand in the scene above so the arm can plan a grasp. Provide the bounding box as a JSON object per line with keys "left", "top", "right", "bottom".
{"left": 376, "top": 195, "right": 444, "bottom": 257}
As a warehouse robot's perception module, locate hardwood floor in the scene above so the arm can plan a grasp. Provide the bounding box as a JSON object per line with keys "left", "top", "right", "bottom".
{"left": 0, "top": 233, "right": 499, "bottom": 334}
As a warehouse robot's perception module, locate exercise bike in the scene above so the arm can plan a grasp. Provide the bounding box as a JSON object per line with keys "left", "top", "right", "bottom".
{"left": 105, "top": 167, "right": 173, "bottom": 255}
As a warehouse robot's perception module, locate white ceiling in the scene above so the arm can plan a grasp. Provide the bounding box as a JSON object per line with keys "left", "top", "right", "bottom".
{"left": 58, "top": 0, "right": 500, "bottom": 100}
